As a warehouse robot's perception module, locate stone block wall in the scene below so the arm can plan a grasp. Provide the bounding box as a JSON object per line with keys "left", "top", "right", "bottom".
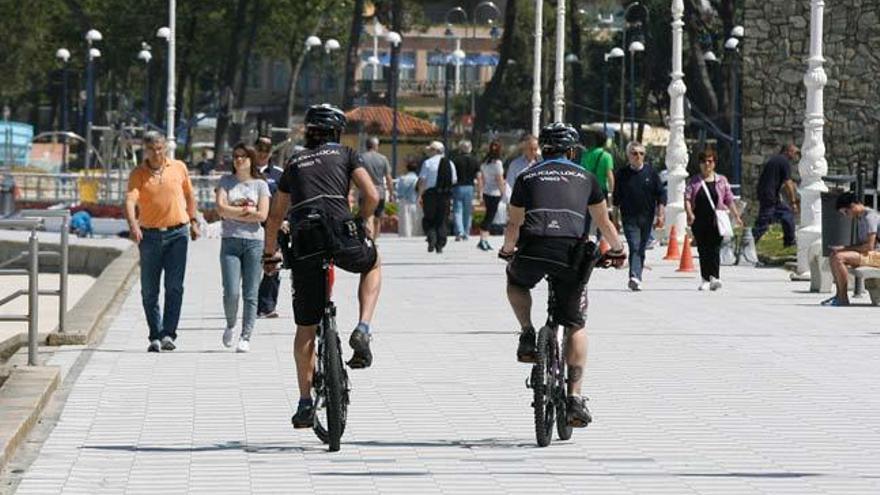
{"left": 742, "top": 0, "right": 879, "bottom": 197}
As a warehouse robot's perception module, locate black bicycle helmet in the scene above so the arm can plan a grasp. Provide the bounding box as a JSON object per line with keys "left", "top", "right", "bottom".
{"left": 538, "top": 122, "right": 580, "bottom": 156}
{"left": 304, "top": 103, "right": 347, "bottom": 131}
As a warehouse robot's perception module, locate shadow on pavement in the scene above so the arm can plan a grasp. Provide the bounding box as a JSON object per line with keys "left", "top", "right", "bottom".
{"left": 348, "top": 438, "right": 535, "bottom": 450}
{"left": 82, "top": 441, "right": 320, "bottom": 453}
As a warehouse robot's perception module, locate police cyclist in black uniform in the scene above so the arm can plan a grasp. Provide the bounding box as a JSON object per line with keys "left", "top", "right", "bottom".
{"left": 500, "top": 122, "right": 626, "bottom": 427}
{"left": 263, "top": 104, "right": 382, "bottom": 428}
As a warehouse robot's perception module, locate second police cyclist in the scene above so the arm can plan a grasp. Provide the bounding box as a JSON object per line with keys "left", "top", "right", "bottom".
{"left": 500, "top": 123, "right": 626, "bottom": 427}
{"left": 263, "top": 104, "right": 382, "bottom": 428}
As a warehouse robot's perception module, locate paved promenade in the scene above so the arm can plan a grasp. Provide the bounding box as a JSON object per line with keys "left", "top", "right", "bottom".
{"left": 9, "top": 236, "right": 880, "bottom": 494}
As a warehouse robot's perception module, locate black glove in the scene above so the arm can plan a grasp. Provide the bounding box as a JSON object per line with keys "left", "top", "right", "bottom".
{"left": 498, "top": 248, "right": 515, "bottom": 261}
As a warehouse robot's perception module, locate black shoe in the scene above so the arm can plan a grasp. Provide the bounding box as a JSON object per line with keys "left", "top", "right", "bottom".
{"left": 516, "top": 326, "right": 537, "bottom": 363}
{"left": 428, "top": 244, "right": 435, "bottom": 253}
{"left": 161, "top": 336, "right": 176, "bottom": 351}
{"left": 567, "top": 396, "right": 592, "bottom": 428}
{"left": 436, "top": 246, "right": 443, "bottom": 254}
{"left": 347, "top": 329, "right": 373, "bottom": 369}
{"left": 147, "top": 340, "right": 161, "bottom": 353}
{"left": 291, "top": 402, "right": 315, "bottom": 429}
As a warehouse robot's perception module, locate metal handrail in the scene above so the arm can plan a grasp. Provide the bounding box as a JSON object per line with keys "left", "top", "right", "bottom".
{"left": 21, "top": 209, "right": 69, "bottom": 333}
{"left": 0, "top": 217, "right": 42, "bottom": 365}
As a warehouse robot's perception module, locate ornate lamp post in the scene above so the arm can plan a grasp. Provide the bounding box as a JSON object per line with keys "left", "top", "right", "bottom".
{"left": 369, "top": 18, "right": 383, "bottom": 81}
{"left": 531, "top": 0, "right": 543, "bottom": 135}
{"left": 552, "top": 0, "right": 566, "bottom": 122}
{"left": 664, "top": 0, "right": 688, "bottom": 243}
{"left": 796, "top": 0, "right": 829, "bottom": 279}
{"left": 137, "top": 43, "right": 153, "bottom": 125}
{"left": 84, "top": 29, "right": 102, "bottom": 170}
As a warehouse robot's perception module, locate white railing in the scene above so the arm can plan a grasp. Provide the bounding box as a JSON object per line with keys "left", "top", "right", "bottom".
{"left": 8, "top": 171, "right": 221, "bottom": 209}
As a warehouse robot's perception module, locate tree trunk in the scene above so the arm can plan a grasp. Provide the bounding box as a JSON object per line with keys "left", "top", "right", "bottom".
{"left": 472, "top": 0, "right": 517, "bottom": 144}
{"left": 342, "top": 0, "right": 366, "bottom": 110}
{"left": 212, "top": 0, "right": 249, "bottom": 168}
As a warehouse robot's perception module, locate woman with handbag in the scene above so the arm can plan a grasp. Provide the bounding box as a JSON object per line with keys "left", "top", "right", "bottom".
{"left": 685, "top": 149, "right": 744, "bottom": 291}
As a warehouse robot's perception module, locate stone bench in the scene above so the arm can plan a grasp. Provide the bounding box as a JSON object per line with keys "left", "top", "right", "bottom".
{"left": 813, "top": 254, "right": 880, "bottom": 305}
{"left": 853, "top": 266, "right": 880, "bottom": 306}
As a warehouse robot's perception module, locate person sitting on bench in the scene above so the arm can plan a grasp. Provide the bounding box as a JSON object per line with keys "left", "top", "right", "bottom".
{"left": 822, "top": 192, "right": 880, "bottom": 306}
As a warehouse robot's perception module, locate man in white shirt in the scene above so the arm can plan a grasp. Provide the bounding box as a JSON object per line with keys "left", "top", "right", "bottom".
{"left": 418, "top": 141, "right": 457, "bottom": 254}
{"left": 505, "top": 134, "right": 540, "bottom": 196}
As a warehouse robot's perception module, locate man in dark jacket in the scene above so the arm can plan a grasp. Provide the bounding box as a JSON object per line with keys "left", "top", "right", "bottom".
{"left": 753, "top": 144, "right": 799, "bottom": 246}
{"left": 613, "top": 141, "right": 666, "bottom": 291}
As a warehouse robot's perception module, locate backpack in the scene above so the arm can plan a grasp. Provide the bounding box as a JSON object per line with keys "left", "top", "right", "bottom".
{"left": 435, "top": 156, "right": 453, "bottom": 194}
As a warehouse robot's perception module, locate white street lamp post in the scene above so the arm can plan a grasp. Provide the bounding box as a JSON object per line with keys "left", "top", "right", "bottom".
{"left": 157, "top": 13, "right": 175, "bottom": 157}
{"left": 552, "top": 0, "right": 566, "bottom": 122}
{"left": 628, "top": 40, "right": 646, "bottom": 138}
{"left": 137, "top": 44, "right": 153, "bottom": 124}
{"left": 386, "top": 31, "right": 402, "bottom": 173}
{"left": 304, "top": 35, "right": 322, "bottom": 109}
{"left": 531, "top": 0, "right": 543, "bottom": 135}
{"left": 371, "top": 18, "right": 383, "bottom": 81}
{"left": 84, "top": 29, "right": 102, "bottom": 171}
{"left": 603, "top": 48, "right": 624, "bottom": 137}
{"left": 323, "top": 38, "right": 340, "bottom": 104}
{"left": 796, "top": 0, "right": 829, "bottom": 279}
{"left": 664, "top": 0, "right": 689, "bottom": 243}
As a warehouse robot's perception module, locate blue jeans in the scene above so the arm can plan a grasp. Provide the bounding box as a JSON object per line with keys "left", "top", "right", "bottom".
{"left": 752, "top": 202, "right": 796, "bottom": 247}
{"left": 220, "top": 237, "right": 264, "bottom": 340}
{"left": 452, "top": 185, "right": 475, "bottom": 238}
{"left": 622, "top": 216, "right": 653, "bottom": 281}
{"left": 139, "top": 225, "right": 189, "bottom": 342}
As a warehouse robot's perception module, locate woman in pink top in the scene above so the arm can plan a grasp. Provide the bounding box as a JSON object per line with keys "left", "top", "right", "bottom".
{"left": 684, "top": 149, "right": 743, "bottom": 291}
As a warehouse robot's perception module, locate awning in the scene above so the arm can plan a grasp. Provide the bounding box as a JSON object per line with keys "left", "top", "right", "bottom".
{"left": 360, "top": 51, "right": 415, "bottom": 69}
{"left": 427, "top": 52, "right": 499, "bottom": 66}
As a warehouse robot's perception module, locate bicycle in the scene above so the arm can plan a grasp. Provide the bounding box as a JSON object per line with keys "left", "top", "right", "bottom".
{"left": 311, "top": 257, "right": 350, "bottom": 452}
{"left": 502, "top": 242, "right": 623, "bottom": 447}
{"left": 265, "top": 215, "right": 350, "bottom": 453}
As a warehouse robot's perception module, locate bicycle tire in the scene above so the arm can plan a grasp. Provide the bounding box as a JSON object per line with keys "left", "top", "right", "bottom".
{"left": 532, "top": 326, "right": 555, "bottom": 447}
{"left": 322, "top": 319, "right": 347, "bottom": 452}
{"left": 556, "top": 358, "right": 573, "bottom": 441}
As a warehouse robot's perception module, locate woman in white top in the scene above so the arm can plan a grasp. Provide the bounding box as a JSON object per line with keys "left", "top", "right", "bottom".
{"left": 215, "top": 143, "right": 270, "bottom": 352}
{"left": 476, "top": 140, "right": 506, "bottom": 251}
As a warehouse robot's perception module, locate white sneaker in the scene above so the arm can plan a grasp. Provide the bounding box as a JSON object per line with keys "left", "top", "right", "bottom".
{"left": 222, "top": 327, "right": 234, "bottom": 348}
{"left": 628, "top": 277, "right": 642, "bottom": 291}
{"left": 709, "top": 277, "right": 722, "bottom": 291}
{"left": 698, "top": 281, "right": 710, "bottom": 291}
{"left": 236, "top": 339, "right": 250, "bottom": 353}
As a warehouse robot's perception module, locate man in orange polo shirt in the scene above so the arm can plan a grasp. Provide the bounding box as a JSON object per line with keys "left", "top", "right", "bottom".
{"left": 125, "top": 131, "right": 200, "bottom": 352}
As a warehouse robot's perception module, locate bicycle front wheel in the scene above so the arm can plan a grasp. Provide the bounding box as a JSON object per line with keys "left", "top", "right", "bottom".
{"left": 314, "top": 317, "right": 348, "bottom": 452}
{"left": 532, "top": 326, "right": 555, "bottom": 447}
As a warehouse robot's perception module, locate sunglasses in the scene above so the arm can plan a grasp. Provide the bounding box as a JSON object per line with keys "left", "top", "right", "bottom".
{"left": 629, "top": 151, "right": 645, "bottom": 156}
{"left": 233, "top": 153, "right": 248, "bottom": 160}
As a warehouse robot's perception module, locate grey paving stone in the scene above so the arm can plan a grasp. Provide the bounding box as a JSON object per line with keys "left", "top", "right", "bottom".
{"left": 10, "top": 237, "right": 880, "bottom": 494}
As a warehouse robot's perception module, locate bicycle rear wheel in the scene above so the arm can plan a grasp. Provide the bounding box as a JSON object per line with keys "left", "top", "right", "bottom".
{"left": 556, "top": 359, "right": 573, "bottom": 441}
{"left": 312, "top": 314, "right": 348, "bottom": 452}
{"left": 532, "top": 326, "right": 555, "bottom": 447}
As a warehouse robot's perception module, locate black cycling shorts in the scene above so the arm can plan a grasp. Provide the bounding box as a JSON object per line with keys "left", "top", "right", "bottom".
{"left": 506, "top": 238, "right": 589, "bottom": 328}
{"left": 289, "top": 217, "right": 379, "bottom": 326}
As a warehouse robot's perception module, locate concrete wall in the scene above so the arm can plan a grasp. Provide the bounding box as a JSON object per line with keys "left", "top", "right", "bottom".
{"left": 742, "top": 0, "right": 880, "bottom": 194}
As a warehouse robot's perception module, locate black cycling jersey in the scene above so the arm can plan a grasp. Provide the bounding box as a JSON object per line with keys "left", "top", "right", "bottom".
{"left": 510, "top": 158, "right": 604, "bottom": 239}
{"left": 278, "top": 143, "right": 363, "bottom": 220}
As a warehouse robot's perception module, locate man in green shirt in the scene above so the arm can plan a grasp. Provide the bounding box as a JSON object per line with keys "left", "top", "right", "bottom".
{"left": 579, "top": 129, "right": 615, "bottom": 198}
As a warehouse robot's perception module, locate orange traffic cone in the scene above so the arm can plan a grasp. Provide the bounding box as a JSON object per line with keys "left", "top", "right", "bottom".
{"left": 664, "top": 225, "right": 681, "bottom": 260}
{"left": 676, "top": 234, "right": 696, "bottom": 272}
{"left": 599, "top": 238, "right": 611, "bottom": 255}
